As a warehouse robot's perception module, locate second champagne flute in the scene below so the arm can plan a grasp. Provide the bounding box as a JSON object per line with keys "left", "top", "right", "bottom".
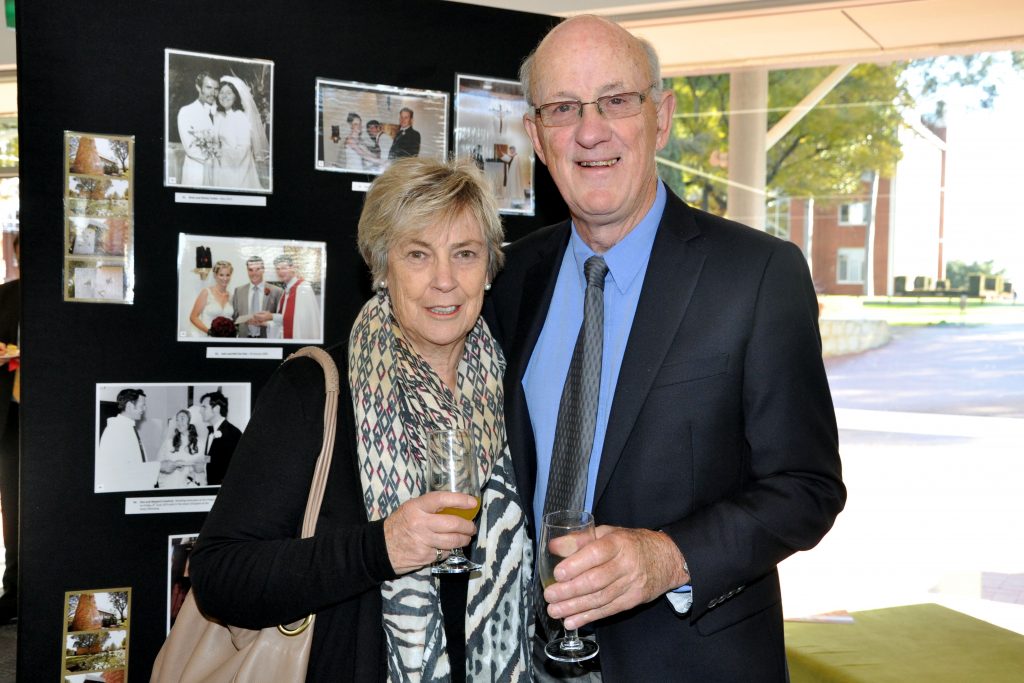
{"left": 426, "top": 427, "right": 482, "bottom": 574}
{"left": 539, "top": 509, "right": 600, "bottom": 662}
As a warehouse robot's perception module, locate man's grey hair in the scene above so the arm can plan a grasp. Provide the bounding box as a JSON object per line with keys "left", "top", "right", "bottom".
{"left": 518, "top": 16, "right": 663, "bottom": 108}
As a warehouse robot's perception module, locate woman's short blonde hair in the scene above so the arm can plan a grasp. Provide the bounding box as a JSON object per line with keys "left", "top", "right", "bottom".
{"left": 212, "top": 260, "right": 233, "bottom": 276}
{"left": 357, "top": 157, "right": 505, "bottom": 287}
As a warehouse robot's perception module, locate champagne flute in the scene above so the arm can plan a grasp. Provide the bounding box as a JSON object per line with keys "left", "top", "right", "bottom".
{"left": 426, "top": 428, "right": 482, "bottom": 574}
{"left": 539, "top": 509, "right": 600, "bottom": 662}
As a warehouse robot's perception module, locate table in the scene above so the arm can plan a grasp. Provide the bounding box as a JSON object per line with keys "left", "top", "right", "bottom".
{"left": 785, "top": 603, "right": 1024, "bottom": 682}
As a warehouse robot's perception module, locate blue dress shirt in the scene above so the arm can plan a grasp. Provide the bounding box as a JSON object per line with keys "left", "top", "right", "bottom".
{"left": 522, "top": 182, "right": 692, "bottom": 610}
{"left": 523, "top": 181, "right": 666, "bottom": 524}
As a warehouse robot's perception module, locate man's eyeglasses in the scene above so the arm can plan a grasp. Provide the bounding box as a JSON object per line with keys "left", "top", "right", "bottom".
{"left": 533, "top": 85, "right": 656, "bottom": 127}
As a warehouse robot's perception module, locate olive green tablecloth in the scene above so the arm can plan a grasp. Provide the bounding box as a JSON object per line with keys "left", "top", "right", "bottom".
{"left": 785, "top": 603, "right": 1024, "bottom": 682}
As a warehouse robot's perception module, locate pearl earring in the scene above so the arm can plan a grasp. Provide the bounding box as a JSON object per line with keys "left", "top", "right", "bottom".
{"left": 484, "top": 283, "right": 491, "bottom": 291}
{"left": 377, "top": 280, "right": 386, "bottom": 290}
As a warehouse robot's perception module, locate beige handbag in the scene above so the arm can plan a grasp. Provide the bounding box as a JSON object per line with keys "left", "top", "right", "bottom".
{"left": 150, "top": 347, "right": 340, "bottom": 683}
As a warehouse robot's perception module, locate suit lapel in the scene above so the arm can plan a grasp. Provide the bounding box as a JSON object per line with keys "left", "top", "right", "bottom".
{"left": 594, "top": 194, "right": 706, "bottom": 505}
{"left": 507, "top": 223, "right": 570, "bottom": 384}
{"left": 504, "top": 222, "right": 569, "bottom": 534}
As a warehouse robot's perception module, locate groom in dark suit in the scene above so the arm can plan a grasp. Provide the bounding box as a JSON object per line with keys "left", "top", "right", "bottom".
{"left": 485, "top": 16, "right": 845, "bottom": 682}
{"left": 199, "top": 391, "right": 241, "bottom": 486}
{"left": 231, "top": 256, "right": 283, "bottom": 338}
{"left": 388, "top": 107, "right": 421, "bottom": 159}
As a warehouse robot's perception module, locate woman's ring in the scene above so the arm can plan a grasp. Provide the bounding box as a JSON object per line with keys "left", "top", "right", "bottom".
{"left": 435, "top": 548, "right": 443, "bottom": 563}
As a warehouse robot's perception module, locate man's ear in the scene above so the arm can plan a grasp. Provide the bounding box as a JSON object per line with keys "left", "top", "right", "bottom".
{"left": 523, "top": 113, "right": 547, "bottom": 166}
{"left": 654, "top": 88, "right": 676, "bottom": 151}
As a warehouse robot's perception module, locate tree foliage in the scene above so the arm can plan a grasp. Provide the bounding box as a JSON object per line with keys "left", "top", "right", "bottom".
{"left": 71, "top": 631, "right": 109, "bottom": 652}
{"left": 658, "top": 51, "right": 1023, "bottom": 215}
{"left": 945, "top": 259, "right": 1004, "bottom": 290}
{"left": 110, "top": 140, "right": 129, "bottom": 174}
{"left": 110, "top": 591, "right": 128, "bottom": 620}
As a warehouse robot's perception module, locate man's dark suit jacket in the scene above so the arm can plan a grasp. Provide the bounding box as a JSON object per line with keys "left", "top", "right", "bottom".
{"left": 388, "top": 127, "right": 421, "bottom": 159}
{"left": 205, "top": 419, "right": 241, "bottom": 486}
{"left": 485, "top": 191, "right": 846, "bottom": 681}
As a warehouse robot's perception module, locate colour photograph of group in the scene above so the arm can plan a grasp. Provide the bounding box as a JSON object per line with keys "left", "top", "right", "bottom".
{"left": 175, "top": 234, "right": 325, "bottom": 344}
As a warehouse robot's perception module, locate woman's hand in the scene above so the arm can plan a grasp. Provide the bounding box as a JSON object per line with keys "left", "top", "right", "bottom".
{"left": 383, "top": 491, "right": 478, "bottom": 575}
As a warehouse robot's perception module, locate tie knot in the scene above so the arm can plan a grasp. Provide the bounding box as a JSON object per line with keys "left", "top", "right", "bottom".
{"left": 207, "top": 425, "right": 214, "bottom": 433}
{"left": 584, "top": 256, "right": 608, "bottom": 290}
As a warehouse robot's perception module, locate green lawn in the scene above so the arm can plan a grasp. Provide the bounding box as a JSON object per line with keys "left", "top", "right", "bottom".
{"left": 820, "top": 296, "right": 1024, "bottom": 326}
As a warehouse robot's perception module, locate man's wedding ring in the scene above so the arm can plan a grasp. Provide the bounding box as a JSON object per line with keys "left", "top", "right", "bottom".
{"left": 435, "top": 548, "right": 444, "bottom": 563}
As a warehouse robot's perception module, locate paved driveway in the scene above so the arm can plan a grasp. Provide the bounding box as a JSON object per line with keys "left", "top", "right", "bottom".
{"left": 780, "top": 322, "right": 1024, "bottom": 634}
{"left": 825, "top": 323, "right": 1024, "bottom": 418}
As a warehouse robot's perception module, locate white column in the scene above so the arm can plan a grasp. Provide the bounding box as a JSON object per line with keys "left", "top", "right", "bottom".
{"left": 727, "top": 69, "right": 767, "bottom": 230}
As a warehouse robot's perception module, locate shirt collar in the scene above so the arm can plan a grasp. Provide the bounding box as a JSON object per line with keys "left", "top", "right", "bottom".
{"left": 568, "top": 180, "right": 666, "bottom": 295}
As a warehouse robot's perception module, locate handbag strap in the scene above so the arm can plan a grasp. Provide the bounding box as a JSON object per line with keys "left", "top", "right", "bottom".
{"left": 285, "top": 346, "right": 340, "bottom": 539}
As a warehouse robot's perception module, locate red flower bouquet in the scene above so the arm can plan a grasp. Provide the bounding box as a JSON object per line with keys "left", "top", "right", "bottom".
{"left": 208, "top": 316, "right": 238, "bottom": 338}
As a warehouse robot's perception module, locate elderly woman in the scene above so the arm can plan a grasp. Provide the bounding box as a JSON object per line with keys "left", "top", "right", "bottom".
{"left": 189, "top": 157, "right": 532, "bottom": 682}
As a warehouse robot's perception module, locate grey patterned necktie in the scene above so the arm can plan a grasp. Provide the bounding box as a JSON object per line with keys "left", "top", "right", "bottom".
{"left": 536, "top": 255, "right": 608, "bottom": 637}
{"left": 543, "top": 255, "right": 608, "bottom": 516}
{"left": 249, "top": 285, "right": 260, "bottom": 337}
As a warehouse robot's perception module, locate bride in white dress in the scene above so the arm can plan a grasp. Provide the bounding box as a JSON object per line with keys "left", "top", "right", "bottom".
{"left": 189, "top": 260, "right": 235, "bottom": 337}
{"left": 338, "top": 112, "right": 366, "bottom": 170}
{"left": 212, "top": 76, "right": 268, "bottom": 190}
{"left": 156, "top": 410, "right": 208, "bottom": 488}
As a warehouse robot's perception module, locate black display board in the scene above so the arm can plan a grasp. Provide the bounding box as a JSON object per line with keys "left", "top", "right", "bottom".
{"left": 16, "top": 1, "right": 562, "bottom": 677}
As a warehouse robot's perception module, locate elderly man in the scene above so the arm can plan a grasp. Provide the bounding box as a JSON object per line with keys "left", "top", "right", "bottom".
{"left": 253, "top": 254, "right": 321, "bottom": 340}
{"left": 485, "top": 16, "right": 845, "bottom": 682}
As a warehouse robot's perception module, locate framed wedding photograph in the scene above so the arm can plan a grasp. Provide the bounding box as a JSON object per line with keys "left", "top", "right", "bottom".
{"left": 165, "top": 533, "right": 200, "bottom": 633}
{"left": 454, "top": 74, "right": 535, "bottom": 216}
{"left": 177, "top": 233, "right": 326, "bottom": 344}
{"left": 315, "top": 78, "right": 448, "bottom": 175}
{"left": 165, "top": 48, "right": 274, "bottom": 193}
{"left": 64, "top": 131, "right": 136, "bottom": 304}
{"left": 62, "top": 587, "right": 131, "bottom": 681}
{"left": 94, "top": 382, "right": 252, "bottom": 493}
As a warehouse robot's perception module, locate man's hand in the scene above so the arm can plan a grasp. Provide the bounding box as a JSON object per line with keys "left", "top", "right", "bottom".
{"left": 159, "top": 460, "right": 184, "bottom": 474}
{"left": 543, "top": 526, "right": 689, "bottom": 630}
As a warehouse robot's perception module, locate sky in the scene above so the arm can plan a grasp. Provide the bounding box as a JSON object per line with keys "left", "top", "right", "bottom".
{"left": 936, "top": 57, "right": 1024, "bottom": 286}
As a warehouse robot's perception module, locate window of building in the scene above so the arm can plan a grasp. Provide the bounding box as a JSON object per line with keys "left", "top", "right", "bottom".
{"left": 837, "top": 247, "right": 865, "bottom": 284}
{"left": 765, "top": 197, "right": 791, "bottom": 239}
{"left": 838, "top": 201, "right": 869, "bottom": 225}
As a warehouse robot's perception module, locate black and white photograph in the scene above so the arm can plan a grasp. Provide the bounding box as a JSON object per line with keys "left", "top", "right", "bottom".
{"left": 165, "top": 533, "right": 199, "bottom": 633}
{"left": 62, "top": 588, "right": 131, "bottom": 680}
{"left": 177, "top": 233, "right": 326, "bottom": 344}
{"left": 94, "top": 383, "right": 251, "bottom": 493}
{"left": 315, "top": 78, "right": 448, "bottom": 175}
{"left": 454, "top": 74, "right": 535, "bottom": 215}
{"left": 165, "top": 49, "right": 273, "bottom": 193}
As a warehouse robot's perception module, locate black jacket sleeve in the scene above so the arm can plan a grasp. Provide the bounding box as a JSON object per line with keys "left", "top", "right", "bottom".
{"left": 189, "top": 352, "right": 398, "bottom": 630}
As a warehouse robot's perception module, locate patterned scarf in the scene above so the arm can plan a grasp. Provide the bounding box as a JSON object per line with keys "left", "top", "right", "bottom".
{"left": 349, "top": 291, "right": 533, "bottom": 682}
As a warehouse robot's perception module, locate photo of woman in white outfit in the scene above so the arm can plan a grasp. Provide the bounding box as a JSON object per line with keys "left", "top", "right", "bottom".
{"left": 212, "top": 76, "right": 268, "bottom": 190}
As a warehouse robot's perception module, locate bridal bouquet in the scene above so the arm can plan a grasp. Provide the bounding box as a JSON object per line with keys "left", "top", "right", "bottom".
{"left": 208, "top": 316, "right": 237, "bottom": 338}
{"left": 188, "top": 126, "right": 221, "bottom": 162}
